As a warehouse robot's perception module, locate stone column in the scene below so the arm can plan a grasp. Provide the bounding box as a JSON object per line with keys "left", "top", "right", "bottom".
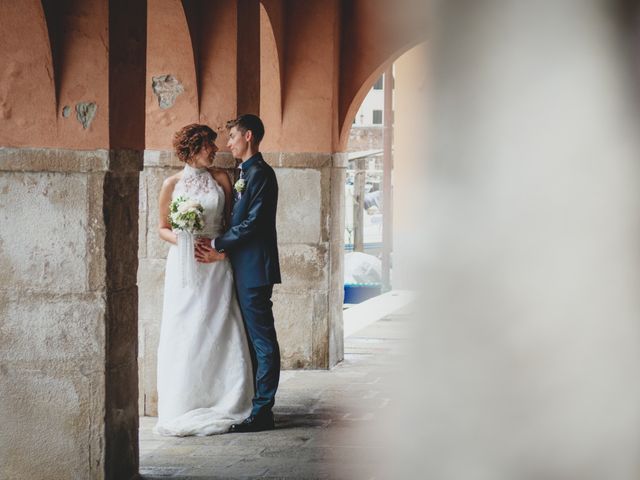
{"left": 265, "top": 152, "right": 346, "bottom": 370}
{"left": 138, "top": 150, "right": 346, "bottom": 415}
{"left": 0, "top": 148, "right": 141, "bottom": 480}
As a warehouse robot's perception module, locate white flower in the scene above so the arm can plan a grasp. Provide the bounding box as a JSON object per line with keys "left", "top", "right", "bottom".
{"left": 234, "top": 178, "right": 246, "bottom": 193}
{"left": 178, "top": 199, "right": 200, "bottom": 213}
{"left": 169, "top": 196, "right": 205, "bottom": 233}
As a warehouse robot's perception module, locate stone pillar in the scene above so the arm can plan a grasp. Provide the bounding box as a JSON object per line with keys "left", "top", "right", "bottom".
{"left": 138, "top": 150, "right": 346, "bottom": 415}
{"left": 265, "top": 152, "right": 346, "bottom": 370}
{"left": 0, "top": 148, "right": 141, "bottom": 480}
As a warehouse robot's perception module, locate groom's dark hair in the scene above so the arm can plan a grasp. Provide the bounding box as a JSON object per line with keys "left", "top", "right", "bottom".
{"left": 226, "top": 114, "right": 265, "bottom": 144}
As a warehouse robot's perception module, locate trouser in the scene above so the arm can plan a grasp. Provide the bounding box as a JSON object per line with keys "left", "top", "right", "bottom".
{"left": 235, "top": 283, "right": 280, "bottom": 417}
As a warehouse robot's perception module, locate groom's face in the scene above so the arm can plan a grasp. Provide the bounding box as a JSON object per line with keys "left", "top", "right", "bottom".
{"left": 227, "top": 126, "right": 250, "bottom": 159}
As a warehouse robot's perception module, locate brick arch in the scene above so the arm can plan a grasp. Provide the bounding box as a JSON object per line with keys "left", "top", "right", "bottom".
{"left": 338, "top": 40, "right": 425, "bottom": 150}
{"left": 0, "top": 0, "right": 113, "bottom": 149}
{"left": 259, "top": 0, "right": 284, "bottom": 150}
{"left": 145, "top": 0, "right": 246, "bottom": 150}
{"left": 337, "top": 0, "right": 427, "bottom": 151}
{"left": 145, "top": 0, "right": 199, "bottom": 150}
{"left": 0, "top": 0, "right": 56, "bottom": 147}
{"left": 183, "top": 0, "right": 237, "bottom": 127}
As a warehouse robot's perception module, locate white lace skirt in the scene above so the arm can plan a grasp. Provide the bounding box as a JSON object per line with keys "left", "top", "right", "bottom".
{"left": 154, "top": 245, "right": 254, "bottom": 436}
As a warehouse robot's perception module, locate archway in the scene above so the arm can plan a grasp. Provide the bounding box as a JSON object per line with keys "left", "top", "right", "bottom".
{"left": 341, "top": 42, "right": 427, "bottom": 339}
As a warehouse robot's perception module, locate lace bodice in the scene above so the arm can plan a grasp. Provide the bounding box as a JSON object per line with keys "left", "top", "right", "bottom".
{"left": 173, "top": 164, "right": 225, "bottom": 238}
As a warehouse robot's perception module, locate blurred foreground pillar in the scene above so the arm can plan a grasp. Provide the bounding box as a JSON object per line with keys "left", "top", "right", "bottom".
{"left": 404, "top": 1, "right": 640, "bottom": 479}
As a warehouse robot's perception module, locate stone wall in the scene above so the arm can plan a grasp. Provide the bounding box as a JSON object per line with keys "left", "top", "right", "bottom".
{"left": 0, "top": 148, "right": 141, "bottom": 480}
{"left": 138, "top": 151, "right": 345, "bottom": 416}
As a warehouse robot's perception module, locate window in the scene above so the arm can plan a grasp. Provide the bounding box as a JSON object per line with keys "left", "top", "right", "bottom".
{"left": 373, "top": 76, "right": 383, "bottom": 90}
{"left": 372, "top": 110, "right": 383, "bottom": 124}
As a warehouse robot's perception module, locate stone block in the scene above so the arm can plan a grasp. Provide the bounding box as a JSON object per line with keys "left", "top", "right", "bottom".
{"left": 0, "top": 147, "right": 110, "bottom": 173}
{"left": 0, "top": 292, "right": 105, "bottom": 363}
{"left": 328, "top": 164, "right": 346, "bottom": 366}
{"left": 0, "top": 363, "right": 104, "bottom": 480}
{"left": 86, "top": 172, "right": 107, "bottom": 291}
{"left": 273, "top": 290, "right": 327, "bottom": 368}
{"left": 138, "top": 358, "right": 145, "bottom": 415}
{"left": 212, "top": 151, "right": 236, "bottom": 169}
{"left": 263, "top": 151, "right": 332, "bottom": 168}
{"left": 105, "top": 358, "right": 139, "bottom": 480}
{"left": 138, "top": 258, "right": 167, "bottom": 324}
{"left": 106, "top": 286, "right": 138, "bottom": 369}
{"left": 143, "top": 150, "right": 235, "bottom": 169}
{"left": 137, "top": 258, "right": 166, "bottom": 416}
{"left": 0, "top": 171, "right": 90, "bottom": 293}
{"left": 140, "top": 317, "right": 160, "bottom": 416}
{"left": 138, "top": 172, "right": 148, "bottom": 258}
{"left": 277, "top": 243, "right": 328, "bottom": 293}
{"left": 104, "top": 170, "right": 140, "bottom": 291}
{"left": 143, "top": 150, "right": 182, "bottom": 168}
{"left": 140, "top": 330, "right": 161, "bottom": 415}
{"left": 143, "top": 166, "right": 179, "bottom": 259}
{"left": 275, "top": 168, "right": 322, "bottom": 244}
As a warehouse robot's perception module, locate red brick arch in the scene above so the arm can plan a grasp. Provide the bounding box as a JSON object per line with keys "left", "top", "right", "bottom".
{"left": 337, "top": 0, "right": 427, "bottom": 151}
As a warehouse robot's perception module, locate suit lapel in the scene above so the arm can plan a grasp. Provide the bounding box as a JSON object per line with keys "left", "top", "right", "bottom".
{"left": 232, "top": 153, "right": 262, "bottom": 215}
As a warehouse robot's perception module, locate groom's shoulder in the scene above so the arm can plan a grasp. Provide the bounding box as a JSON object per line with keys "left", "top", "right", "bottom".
{"left": 251, "top": 156, "right": 275, "bottom": 177}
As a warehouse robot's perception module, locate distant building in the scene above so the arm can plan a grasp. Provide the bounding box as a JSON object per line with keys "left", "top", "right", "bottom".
{"left": 347, "top": 72, "right": 394, "bottom": 152}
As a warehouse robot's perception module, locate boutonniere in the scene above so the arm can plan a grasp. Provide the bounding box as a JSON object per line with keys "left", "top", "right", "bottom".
{"left": 234, "top": 178, "right": 246, "bottom": 193}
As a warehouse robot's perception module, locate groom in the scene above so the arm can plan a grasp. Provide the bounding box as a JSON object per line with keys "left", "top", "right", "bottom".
{"left": 199, "top": 114, "right": 281, "bottom": 432}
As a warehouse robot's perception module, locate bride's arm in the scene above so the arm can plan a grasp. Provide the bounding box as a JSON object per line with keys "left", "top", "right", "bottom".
{"left": 158, "top": 175, "right": 179, "bottom": 245}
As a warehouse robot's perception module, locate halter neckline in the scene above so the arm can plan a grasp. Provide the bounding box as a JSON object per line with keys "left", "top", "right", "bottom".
{"left": 184, "top": 163, "right": 208, "bottom": 175}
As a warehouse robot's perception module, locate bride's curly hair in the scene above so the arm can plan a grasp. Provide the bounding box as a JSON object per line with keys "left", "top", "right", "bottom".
{"left": 173, "top": 124, "right": 217, "bottom": 162}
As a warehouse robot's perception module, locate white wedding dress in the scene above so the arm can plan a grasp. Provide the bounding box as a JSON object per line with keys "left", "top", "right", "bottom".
{"left": 154, "top": 163, "right": 253, "bottom": 436}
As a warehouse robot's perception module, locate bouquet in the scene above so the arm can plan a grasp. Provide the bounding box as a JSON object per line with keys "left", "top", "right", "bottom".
{"left": 169, "top": 196, "right": 205, "bottom": 233}
{"left": 169, "top": 196, "right": 205, "bottom": 287}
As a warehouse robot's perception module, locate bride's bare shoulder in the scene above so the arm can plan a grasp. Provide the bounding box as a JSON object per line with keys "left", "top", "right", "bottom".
{"left": 161, "top": 171, "right": 182, "bottom": 190}
{"left": 209, "top": 168, "right": 232, "bottom": 190}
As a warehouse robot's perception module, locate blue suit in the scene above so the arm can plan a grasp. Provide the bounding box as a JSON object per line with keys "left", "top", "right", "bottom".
{"left": 215, "top": 152, "right": 281, "bottom": 417}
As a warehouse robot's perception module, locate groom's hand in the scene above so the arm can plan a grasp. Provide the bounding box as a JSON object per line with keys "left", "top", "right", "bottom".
{"left": 195, "top": 240, "right": 226, "bottom": 263}
{"left": 195, "top": 237, "right": 212, "bottom": 247}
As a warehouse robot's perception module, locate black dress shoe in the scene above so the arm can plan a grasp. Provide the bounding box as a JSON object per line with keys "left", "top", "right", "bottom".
{"left": 229, "top": 413, "right": 275, "bottom": 433}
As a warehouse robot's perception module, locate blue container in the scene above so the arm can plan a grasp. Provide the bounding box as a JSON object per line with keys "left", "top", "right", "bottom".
{"left": 344, "top": 283, "right": 381, "bottom": 304}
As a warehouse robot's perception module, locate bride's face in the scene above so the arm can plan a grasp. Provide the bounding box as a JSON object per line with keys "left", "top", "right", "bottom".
{"left": 190, "top": 142, "right": 218, "bottom": 168}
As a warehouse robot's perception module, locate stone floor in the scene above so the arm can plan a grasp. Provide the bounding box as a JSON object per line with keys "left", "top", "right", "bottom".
{"left": 139, "top": 312, "right": 409, "bottom": 479}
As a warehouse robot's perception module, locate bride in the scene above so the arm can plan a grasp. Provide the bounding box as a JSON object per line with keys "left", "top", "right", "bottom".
{"left": 154, "top": 123, "right": 254, "bottom": 436}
